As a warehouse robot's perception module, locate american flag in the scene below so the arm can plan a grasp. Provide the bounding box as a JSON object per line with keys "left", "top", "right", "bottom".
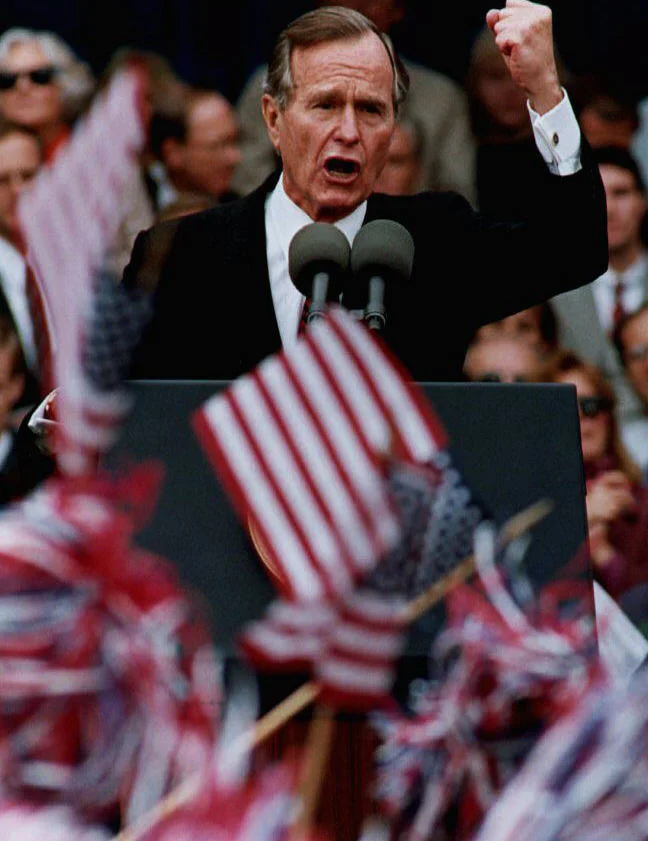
{"left": 194, "top": 307, "right": 447, "bottom": 603}
{"left": 17, "top": 67, "right": 149, "bottom": 476}
{"left": 316, "top": 589, "right": 406, "bottom": 710}
{"left": 239, "top": 598, "right": 337, "bottom": 672}
{"left": 473, "top": 668, "right": 648, "bottom": 841}
{"left": 0, "top": 802, "right": 110, "bottom": 841}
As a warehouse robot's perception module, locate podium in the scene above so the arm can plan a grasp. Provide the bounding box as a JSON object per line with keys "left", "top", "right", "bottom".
{"left": 107, "top": 381, "right": 592, "bottom": 840}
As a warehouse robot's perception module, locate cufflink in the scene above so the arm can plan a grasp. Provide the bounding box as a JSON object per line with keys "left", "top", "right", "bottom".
{"left": 552, "top": 132, "right": 559, "bottom": 146}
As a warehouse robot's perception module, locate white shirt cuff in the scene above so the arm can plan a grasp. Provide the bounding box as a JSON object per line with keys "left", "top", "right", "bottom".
{"left": 528, "top": 89, "right": 582, "bottom": 176}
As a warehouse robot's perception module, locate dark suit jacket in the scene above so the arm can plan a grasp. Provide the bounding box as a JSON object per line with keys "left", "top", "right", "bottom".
{"left": 123, "top": 143, "right": 607, "bottom": 382}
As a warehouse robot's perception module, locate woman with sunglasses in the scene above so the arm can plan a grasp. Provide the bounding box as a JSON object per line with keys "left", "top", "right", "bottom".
{"left": 546, "top": 350, "right": 648, "bottom": 599}
{"left": 0, "top": 29, "right": 94, "bottom": 163}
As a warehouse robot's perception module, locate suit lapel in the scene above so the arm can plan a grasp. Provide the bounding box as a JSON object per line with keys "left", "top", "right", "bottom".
{"left": 220, "top": 175, "right": 283, "bottom": 366}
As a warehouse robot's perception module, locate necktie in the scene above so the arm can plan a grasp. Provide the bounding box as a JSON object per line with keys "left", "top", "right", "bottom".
{"left": 612, "top": 271, "right": 626, "bottom": 333}
{"left": 298, "top": 296, "right": 311, "bottom": 336}
{"left": 14, "top": 233, "right": 53, "bottom": 397}
{"left": 24, "top": 260, "right": 53, "bottom": 397}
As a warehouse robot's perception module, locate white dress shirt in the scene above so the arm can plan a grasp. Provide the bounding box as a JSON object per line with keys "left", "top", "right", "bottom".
{"left": 265, "top": 177, "right": 366, "bottom": 347}
{"left": 592, "top": 253, "right": 648, "bottom": 335}
{"left": 0, "top": 237, "right": 37, "bottom": 371}
{"left": 265, "top": 92, "right": 582, "bottom": 345}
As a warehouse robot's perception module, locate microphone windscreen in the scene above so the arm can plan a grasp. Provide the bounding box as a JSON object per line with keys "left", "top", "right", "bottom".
{"left": 350, "top": 219, "right": 415, "bottom": 282}
{"left": 288, "top": 223, "right": 350, "bottom": 296}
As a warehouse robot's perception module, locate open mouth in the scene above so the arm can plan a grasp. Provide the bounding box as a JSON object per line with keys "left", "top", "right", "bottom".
{"left": 324, "top": 157, "right": 361, "bottom": 179}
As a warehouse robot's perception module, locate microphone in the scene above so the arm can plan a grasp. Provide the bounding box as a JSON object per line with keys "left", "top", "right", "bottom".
{"left": 288, "top": 223, "right": 351, "bottom": 324}
{"left": 350, "top": 220, "right": 415, "bottom": 331}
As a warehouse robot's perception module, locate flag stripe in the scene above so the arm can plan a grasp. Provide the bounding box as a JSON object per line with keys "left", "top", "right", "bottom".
{"left": 234, "top": 375, "right": 356, "bottom": 594}
{"left": 287, "top": 340, "right": 398, "bottom": 554}
{"left": 327, "top": 310, "right": 448, "bottom": 460}
{"left": 195, "top": 396, "right": 324, "bottom": 600}
{"left": 260, "top": 361, "right": 381, "bottom": 565}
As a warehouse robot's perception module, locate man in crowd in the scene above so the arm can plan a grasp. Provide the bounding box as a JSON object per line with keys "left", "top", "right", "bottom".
{"left": 0, "top": 122, "right": 41, "bottom": 401}
{"left": 552, "top": 147, "right": 647, "bottom": 425}
{"left": 231, "top": 0, "right": 476, "bottom": 202}
{"left": 123, "top": 1, "right": 607, "bottom": 383}
{"left": 614, "top": 304, "right": 648, "bottom": 473}
{"left": 372, "top": 115, "right": 423, "bottom": 195}
{"left": 148, "top": 87, "right": 241, "bottom": 212}
{"left": 464, "top": 334, "right": 544, "bottom": 383}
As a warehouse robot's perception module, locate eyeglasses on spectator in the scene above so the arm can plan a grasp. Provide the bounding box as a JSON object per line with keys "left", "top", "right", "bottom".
{"left": 0, "top": 66, "right": 58, "bottom": 90}
{"left": 578, "top": 396, "right": 613, "bottom": 418}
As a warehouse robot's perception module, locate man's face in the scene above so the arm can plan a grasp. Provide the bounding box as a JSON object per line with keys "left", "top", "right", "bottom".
{"left": 0, "top": 131, "right": 41, "bottom": 242}
{"left": 262, "top": 33, "right": 396, "bottom": 222}
{"left": 167, "top": 94, "right": 241, "bottom": 199}
{"left": 600, "top": 163, "right": 646, "bottom": 255}
{"left": 621, "top": 309, "right": 648, "bottom": 406}
{"left": 463, "top": 337, "right": 542, "bottom": 383}
{"left": 0, "top": 41, "right": 63, "bottom": 132}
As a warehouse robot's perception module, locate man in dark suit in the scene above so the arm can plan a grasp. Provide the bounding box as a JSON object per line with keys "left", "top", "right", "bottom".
{"left": 123, "top": 1, "right": 607, "bottom": 383}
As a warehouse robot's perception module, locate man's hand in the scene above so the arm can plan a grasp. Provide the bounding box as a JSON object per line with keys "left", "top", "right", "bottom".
{"left": 586, "top": 470, "right": 636, "bottom": 527}
{"left": 486, "top": 0, "right": 562, "bottom": 115}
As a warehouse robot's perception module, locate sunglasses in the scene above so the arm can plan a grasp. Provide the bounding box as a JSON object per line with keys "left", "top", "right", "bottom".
{"left": 0, "top": 66, "right": 58, "bottom": 90}
{"left": 578, "top": 396, "right": 613, "bottom": 418}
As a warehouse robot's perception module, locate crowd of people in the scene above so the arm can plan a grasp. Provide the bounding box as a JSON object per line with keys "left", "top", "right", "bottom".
{"left": 0, "top": 0, "right": 646, "bottom": 616}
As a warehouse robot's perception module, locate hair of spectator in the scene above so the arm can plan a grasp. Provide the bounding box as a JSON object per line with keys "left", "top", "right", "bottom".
{"left": 149, "top": 87, "right": 228, "bottom": 161}
{"left": 263, "top": 6, "right": 409, "bottom": 113}
{"left": 0, "top": 28, "right": 95, "bottom": 122}
{"left": 541, "top": 348, "right": 642, "bottom": 483}
{"left": 613, "top": 303, "right": 648, "bottom": 364}
{"left": 0, "top": 313, "right": 26, "bottom": 379}
{"left": 569, "top": 73, "right": 640, "bottom": 132}
{"left": 538, "top": 301, "right": 559, "bottom": 351}
{"left": 592, "top": 145, "right": 646, "bottom": 195}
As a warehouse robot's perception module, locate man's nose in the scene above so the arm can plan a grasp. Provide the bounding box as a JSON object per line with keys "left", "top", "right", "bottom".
{"left": 336, "top": 105, "right": 360, "bottom": 143}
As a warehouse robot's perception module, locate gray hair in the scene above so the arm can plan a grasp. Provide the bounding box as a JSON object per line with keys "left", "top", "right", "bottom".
{"left": 0, "top": 28, "right": 95, "bottom": 121}
{"left": 263, "top": 6, "right": 409, "bottom": 113}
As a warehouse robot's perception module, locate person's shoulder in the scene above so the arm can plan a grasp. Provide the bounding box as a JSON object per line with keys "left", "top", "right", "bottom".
{"left": 369, "top": 188, "right": 474, "bottom": 224}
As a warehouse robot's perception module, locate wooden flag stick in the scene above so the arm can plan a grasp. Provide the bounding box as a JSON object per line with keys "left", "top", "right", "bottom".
{"left": 113, "top": 775, "right": 200, "bottom": 841}
{"left": 289, "top": 703, "right": 336, "bottom": 841}
{"left": 231, "top": 679, "right": 321, "bottom": 753}
{"left": 405, "top": 498, "right": 553, "bottom": 623}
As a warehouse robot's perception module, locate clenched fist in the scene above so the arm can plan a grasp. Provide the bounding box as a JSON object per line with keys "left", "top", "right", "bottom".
{"left": 486, "top": 0, "right": 562, "bottom": 114}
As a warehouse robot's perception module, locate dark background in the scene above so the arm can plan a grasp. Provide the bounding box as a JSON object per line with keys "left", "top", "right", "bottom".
{"left": 1, "top": 0, "right": 646, "bottom": 104}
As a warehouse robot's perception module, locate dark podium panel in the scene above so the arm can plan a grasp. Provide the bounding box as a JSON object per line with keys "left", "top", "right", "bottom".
{"left": 107, "top": 381, "right": 591, "bottom": 841}
{"left": 107, "top": 381, "right": 590, "bottom": 656}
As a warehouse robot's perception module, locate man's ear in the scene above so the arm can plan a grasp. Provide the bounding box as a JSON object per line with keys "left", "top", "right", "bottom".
{"left": 262, "top": 94, "right": 282, "bottom": 154}
{"left": 161, "top": 137, "right": 185, "bottom": 170}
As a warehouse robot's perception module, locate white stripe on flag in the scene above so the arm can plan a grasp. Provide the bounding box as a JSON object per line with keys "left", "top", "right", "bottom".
{"left": 234, "top": 374, "right": 352, "bottom": 593}
{"left": 333, "top": 624, "right": 403, "bottom": 658}
{"left": 326, "top": 309, "right": 445, "bottom": 462}
{"left": 286, "top": 343, "right": 399, "bottom": 555}
{"left": 261, "top": 358, "right": 384, "bottom": 568}
{"left": 318, "top": 658, "right": 393, "bottom": 695}
{"left": 203, "top": 395, "right": 324, "bottom": 600}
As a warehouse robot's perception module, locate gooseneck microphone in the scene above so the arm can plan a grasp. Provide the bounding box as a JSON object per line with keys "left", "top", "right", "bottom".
{"left": 288, "top": 223, "right": 351, "bottom": 324}
{"left": 350, "top": 220, "right": 415, "bottom": 331}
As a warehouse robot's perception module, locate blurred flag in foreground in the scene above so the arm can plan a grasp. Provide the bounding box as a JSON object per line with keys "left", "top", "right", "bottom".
{"left": 17, "top": 67, "right": 149, "bottom": 476}
{"left": 194, "top": 307, "right": 447, "bottom": 603}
